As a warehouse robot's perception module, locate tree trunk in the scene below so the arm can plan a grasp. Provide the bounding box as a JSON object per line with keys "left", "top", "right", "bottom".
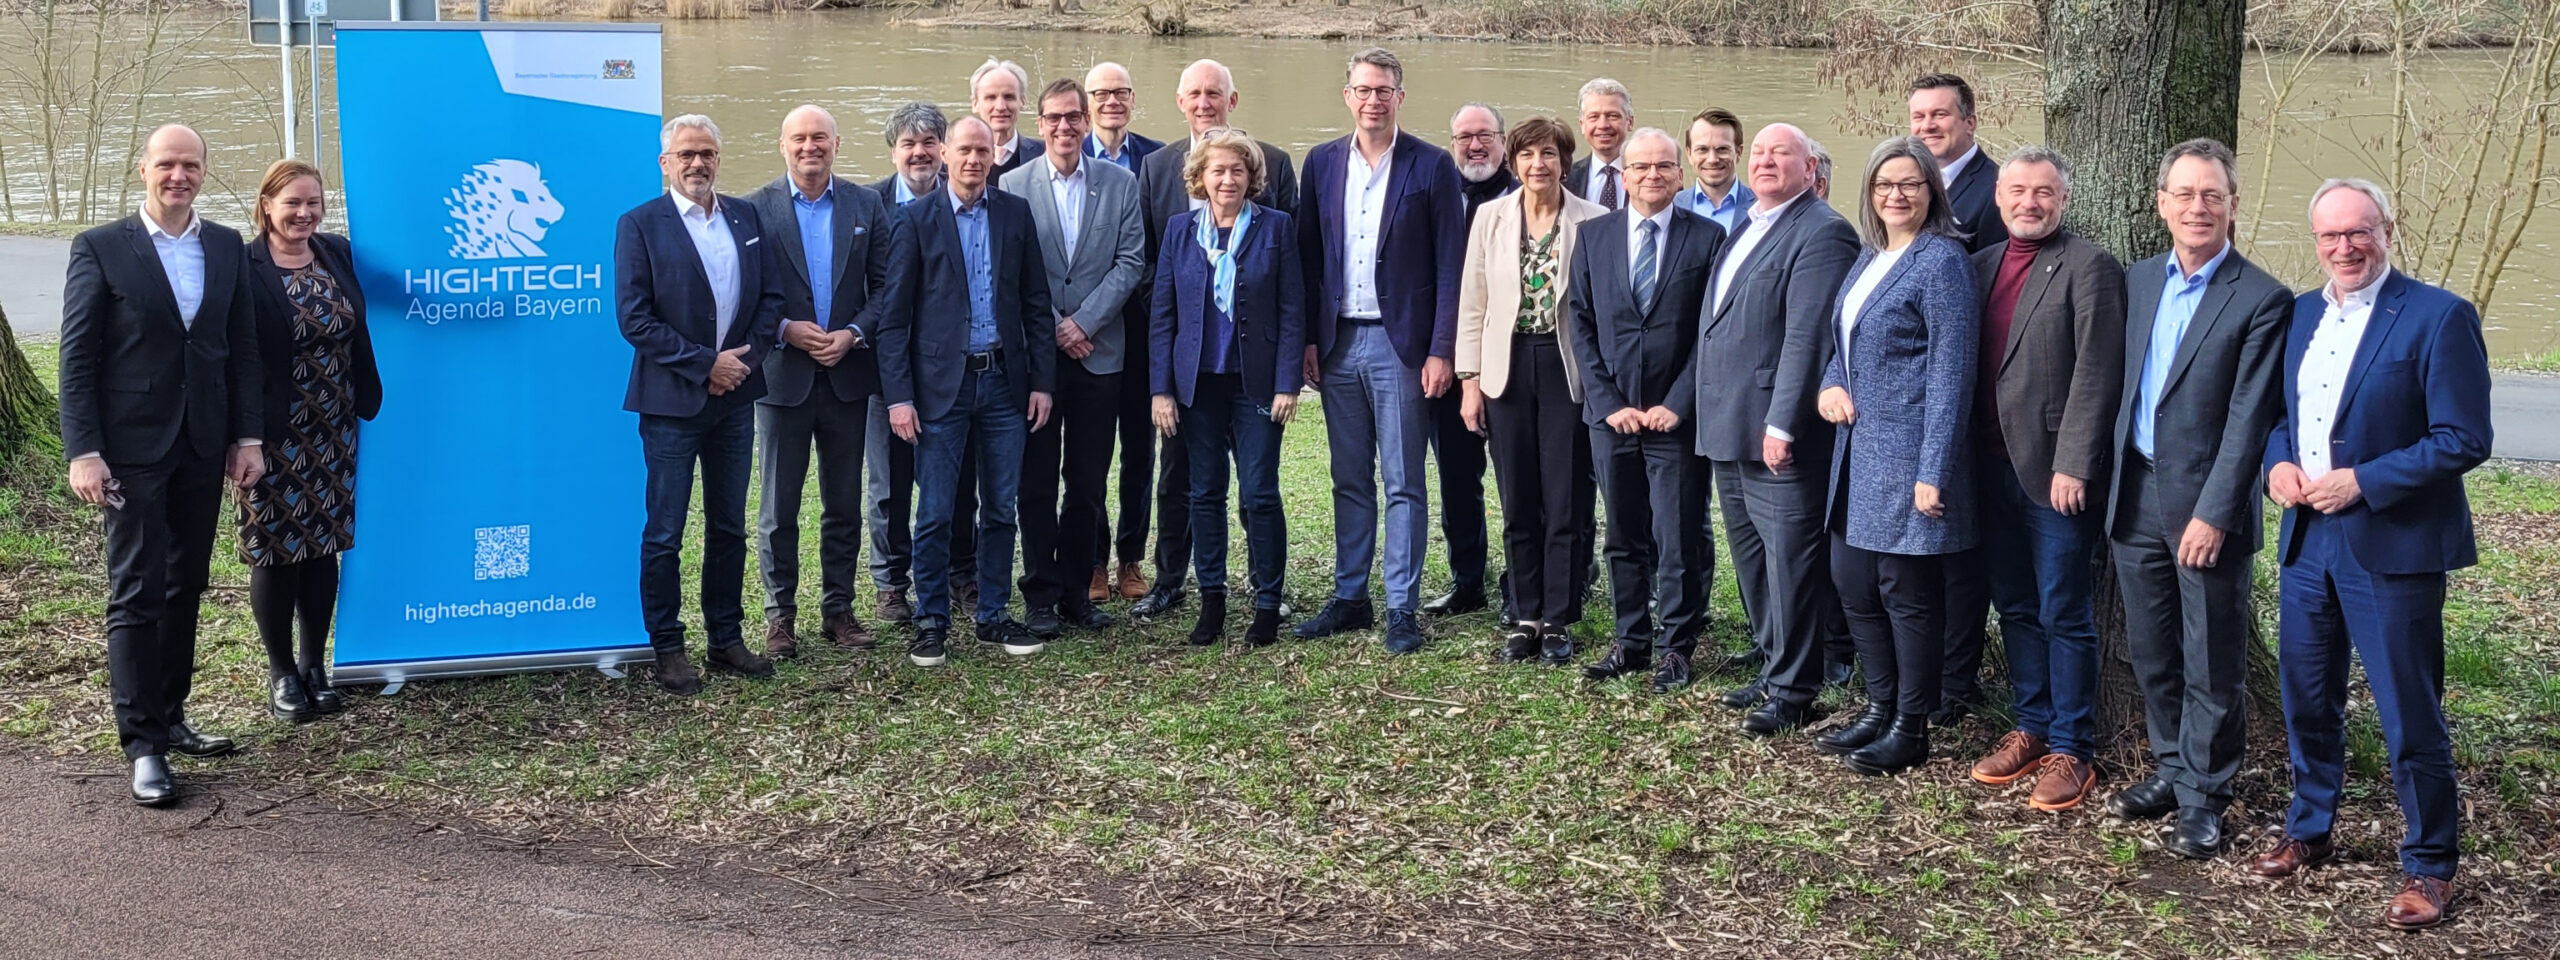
{"left": 0, "top": 304, "right": 62, "bottom": 482}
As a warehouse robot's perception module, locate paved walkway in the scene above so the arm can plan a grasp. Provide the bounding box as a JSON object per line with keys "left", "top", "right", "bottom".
{"left": 6, "top": 233, "right": 2556, "bottom": 460}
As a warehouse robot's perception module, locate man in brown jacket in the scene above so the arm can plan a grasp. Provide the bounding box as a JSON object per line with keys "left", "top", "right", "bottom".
{"left": 1958, "top": 145, "right": 2127, "bottom": 812}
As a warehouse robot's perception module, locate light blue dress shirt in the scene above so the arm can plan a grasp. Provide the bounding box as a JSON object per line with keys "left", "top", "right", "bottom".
{"left": 952, "top": 191, "right": 998, "bottom": 353}
{"left": 2131, "top": 242, "right": 2232, "bottom": 458}
{"left": 1676, "top": 180, "right": 1755, "bottom": 234}
{"left": 1083, "top": 132, "right": 1140, "bottom": 173}
{"left": 791, "top": 181, "right": 842, "bottom": 334}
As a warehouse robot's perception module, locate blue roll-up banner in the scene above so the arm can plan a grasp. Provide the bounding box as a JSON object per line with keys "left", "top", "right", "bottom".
{"left": 332, "top": 22, "right": 662, "bottom": 683}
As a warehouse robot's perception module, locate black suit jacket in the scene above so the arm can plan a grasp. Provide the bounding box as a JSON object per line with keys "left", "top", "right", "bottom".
{"left": 876, "top": 187, "right": 1056, "bottom": 421}
{"left": 58, "top": 214, "right": 263, "bottom": 465}
{"left": 2104, "top": 248, "right": 2291, "bottom": 551}
{"left": 247, "top": 233, "right": 381, "bottom": 432}
{"left": 748, "top": 175, "right": 894, "bottom": 406}
{"left": 613, "top": 192, "right": 784, "bottom": 417}
{"left": 869, "top": 174, "right": 942, "bottom": 208}
{"left": 1564, "top": 155, "right": 1626, "bottom": 209}
{"left": 1947, "top": 151, "right": 2008, "bottom": 253}
{"left": 1568, "top": 206, "right": 1725, "bottom": 426}
{"left": 1690, "top": 193, "right": 1861, "bottom": 462}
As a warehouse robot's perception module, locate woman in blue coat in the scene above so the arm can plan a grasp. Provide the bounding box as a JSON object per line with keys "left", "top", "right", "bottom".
{"left": 1812, "top": 136, "right": 1981, "bottom": 775}
{"left": 1150, "top": 128, "right": 1308, "bottom": 648}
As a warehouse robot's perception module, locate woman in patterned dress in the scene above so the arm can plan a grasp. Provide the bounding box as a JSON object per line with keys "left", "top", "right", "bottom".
{"left": 1453, "top": 117, "right": 1608, "bottom": 665}
{"left": 241, "top": 158, "right": 381, "bottom": 722}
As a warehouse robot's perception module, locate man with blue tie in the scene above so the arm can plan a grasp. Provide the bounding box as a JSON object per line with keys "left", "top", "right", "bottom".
{"left": 1676, "top": 107, "right": 1755, "bottom": 234}
{"left": 616, "top": 114, "right": 786, "bottom": 695}
{"left": 2102, "top": 138, "right": 2292, "bottom": 859}
{"left": 2248, "top": 179, "right": 2490, "bottom": 931}
{"left": 1293, "top": 47, "right": 1468, "bottom": 654}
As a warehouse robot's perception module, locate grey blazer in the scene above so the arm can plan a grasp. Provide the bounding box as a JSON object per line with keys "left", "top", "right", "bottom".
{"left": 1001, "top": 156, "right": 1147, "bottom": 375}
{"left": 1690, "top": 193, "right": 1862, "bottom": 463}
{"left": 1822, "top": 232, "right": 1979, "bottom": 555}
{"left": 2104, "top": 247, "right": 2292, "bottom": 552}
{"left": 1969, "top": 229, "right": 2127, "bottom": 508}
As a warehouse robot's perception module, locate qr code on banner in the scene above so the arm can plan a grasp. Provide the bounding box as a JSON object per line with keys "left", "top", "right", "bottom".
{"left": 474, "top": 525, "right": 531, "bottom": 581}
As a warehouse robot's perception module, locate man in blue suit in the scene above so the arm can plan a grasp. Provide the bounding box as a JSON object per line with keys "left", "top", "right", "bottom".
{"left": 2248, "top": 179, "right": 2491, "bottom": 932}
{"left": 878, "top": 116, "right": 1058, "bottom": 668}
{"left": 615, "top": 114, "right": 785, "bottom": 695}
{"left": 1293, "top": 47, "right": 1468, "bottom": 654}
{"left": 1082, "top": 60, "right": 1169, "bottom": 604}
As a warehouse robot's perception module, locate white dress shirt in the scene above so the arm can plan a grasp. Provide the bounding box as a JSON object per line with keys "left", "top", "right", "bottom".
{"left": 1047, "top": 156, "right": 1086, "bottom": 255}
{"left": 1711, "top": 190, "right": 1812, "bottom": 441}
{"left": 1627, "top": 203, "right": 1675, "bottom": 291}
{"left": 1584, "top": 156, "right": 1625, "bottom": 206}
{"left": 144, "top": 210, "right": 206, "bottom": 329}
{"left": 1938, "top": 144, "right": 1980, "bottom": 188}
{"left": 2299, "top": 269, "right": 2387, "bottom": 480}
{"left": 671, "top": 189, "right": 741, "bottom": 349}
{"left": 995, "top": 134, "right": 1024, "bottom": 168}
{"left": 1834, "top": 245, "right": 1908, "bottom": 390}
{"left": 1341, "top": 137, "right": 1395, "bottom": 319}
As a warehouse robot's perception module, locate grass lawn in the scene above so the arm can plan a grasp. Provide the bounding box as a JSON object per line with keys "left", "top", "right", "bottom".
{"left": 3, "top": 335, "right": 2555, "bottom": 957}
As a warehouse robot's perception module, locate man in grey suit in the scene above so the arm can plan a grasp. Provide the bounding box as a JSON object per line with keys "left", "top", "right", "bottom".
{"left": 2103, "top": 138, "right": 2291, "bottom": 860}
{"left": 1004, "top": 78, "right": 1148, "bottom": 638}
{"left": 749, "top": 105, "right": 898, "bottom": 659}
{"left": 1692, "top": 122, "right": 1860, "bottom": 738}
{"left": 1127, "top": 58, "right": 1300, "bottom": 620}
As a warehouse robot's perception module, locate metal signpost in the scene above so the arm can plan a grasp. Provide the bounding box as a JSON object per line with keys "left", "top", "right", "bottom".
{"left": 247, "top": 0, "right": 440, "bottom": 162}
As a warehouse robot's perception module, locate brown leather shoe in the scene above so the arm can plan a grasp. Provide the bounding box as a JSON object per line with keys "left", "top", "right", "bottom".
{"left": 1089, "top": 567, "right": 1111, "bottom": 604}
{"left": 2247, "top": 835, "right": 2336, "bottom": 878}
{"left": 1115, "top": 562, "right": 1149, "bottom": 601}
{"left": 2028, "top": 754, "right": 2096, "bottom": 811}
{"left": 876, "top": 589, "right": 914, "bottom": 623}
{"left": 825, "top": 611, "right": 878, "bottom": 649}
{"left": 2384, "top": 875, "right": 2452, "bottom": 930}
{"left": 651, "top": 645, "right": 701, "bottom": 696}
{"left": 764, "top": 616, "right": 799, "bottom": 660}
{"left": 1970, "top": 730, "right": 2049, "bottom": 785}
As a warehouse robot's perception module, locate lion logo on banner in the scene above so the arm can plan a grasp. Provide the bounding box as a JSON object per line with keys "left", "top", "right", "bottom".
{"left": 444, "top": 159, "right": 565, "bottom": 259}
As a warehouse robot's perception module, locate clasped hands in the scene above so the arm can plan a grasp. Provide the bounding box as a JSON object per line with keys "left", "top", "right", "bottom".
{"left": 2268, "top": 461, "right": 2362, "bottom": 515}
{"left": 784, "top": 320, "right": 859, "bottom": 367}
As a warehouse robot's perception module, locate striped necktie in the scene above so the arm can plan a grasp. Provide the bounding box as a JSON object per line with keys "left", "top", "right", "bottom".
{"left": 1634, "top": 219, "right": 1660, "bottom": 314}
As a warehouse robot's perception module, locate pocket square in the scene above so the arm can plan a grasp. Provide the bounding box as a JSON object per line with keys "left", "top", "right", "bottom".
{"left": 853, "top": 226, "right": 867, "bottom": 235}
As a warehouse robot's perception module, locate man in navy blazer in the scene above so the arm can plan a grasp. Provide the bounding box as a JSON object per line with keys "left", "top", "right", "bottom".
{"left": 616, "top": 115, "right": 785, "bottom": 695}
{"left": 877, "top": 116, "right": 1058, "bottom": 667}
{"left": 861, "top": 102, "right": 963, "bottom": 626}
{"left": 1082, "top": 60, "right": 1169, "bottom": 603}
{"left": 2248, "top": 180, "right": 2490, "bottom": 932}
{"left": 1908, "top": 74, "right": 2007, "bottom": 254}
{"left": 1292, "top": 47, "right": 1468, "bottom": 654}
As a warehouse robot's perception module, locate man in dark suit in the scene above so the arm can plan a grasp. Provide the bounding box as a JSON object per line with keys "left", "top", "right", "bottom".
{"left": 2102, "top": 138, "right": 2291, "bottom": 860}
{"left": 1692, "top": 122, "right": 1860, "bottom": 737}
{"left": 1567, "top": 78, "right": 1634, "bottom": 211}
{"left": 1429, "top": 100, "right": 1517, "bottom": 618}
{"left": 1293, "top": 47, "right": 1468, "bottom": 654}
{"left": 1909, "top": 73, "right": 2006, "bottom": 254}
{"left": 863, "top": 102, "right": 951, "bottom": 624}
{"left": 749, "top": 105, "right": 896, "bottom": 659}
{"left": 1083, "top": 60, "right": 1168, "bottom": 605}
{"left": 1127, "top": 58, "right": 1300, "bottom": 620}
{"left": 616, "top": 114, "right": 784, "bottom": 696}
{"left": 2250, "top": 179, "right": 2490, "bottom": 932}
{"left": 878, "top": 116, "right": 1057, "bottom": 667}
{"left": 59, "top": 123, "right": 264, "bottom": 805}
{"left": 1958, "top": 145, "right": 2127, "bottom": 813}
{"left": 1568, "top": 128, "right": 1726, "bottom": 694}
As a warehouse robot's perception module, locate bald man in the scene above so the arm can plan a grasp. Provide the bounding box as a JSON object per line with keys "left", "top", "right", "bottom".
{"left": 60, "top": 123, "right": 266, "bottom": 806}
{"left": 1081, "top": 60, "right": 1168, "bottom": 603}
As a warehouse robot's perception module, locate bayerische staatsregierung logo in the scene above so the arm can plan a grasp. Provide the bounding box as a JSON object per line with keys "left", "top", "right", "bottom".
{"left": 401, "top": 159, "right": 605, "bottom": 323}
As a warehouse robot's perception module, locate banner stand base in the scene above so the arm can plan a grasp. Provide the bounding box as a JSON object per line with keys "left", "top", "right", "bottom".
{"left": 596, "top": 665, "right": 626, "bottom": 680}
{"left": 380, "top": 681, "right": 406, "bottom": 696}
{"left": 336, "top": 647, "right": 654, "bottom": 688}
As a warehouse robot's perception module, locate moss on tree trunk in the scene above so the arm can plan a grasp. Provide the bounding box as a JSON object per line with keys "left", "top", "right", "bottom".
{"left": 0, "top": 305, "right": 61, "bottom": 482}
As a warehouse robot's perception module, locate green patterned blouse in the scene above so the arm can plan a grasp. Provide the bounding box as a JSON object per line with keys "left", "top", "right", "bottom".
{"left": 1515, "top": 222, "right": 1563, "bottom": 334}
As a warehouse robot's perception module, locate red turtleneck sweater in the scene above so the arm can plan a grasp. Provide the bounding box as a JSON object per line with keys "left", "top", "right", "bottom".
{"left": 1978, "top": 231, "right": 2045, "bottom": 460}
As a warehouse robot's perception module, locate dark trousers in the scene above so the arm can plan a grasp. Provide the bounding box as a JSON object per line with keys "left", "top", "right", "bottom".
{"left": 866, "top": 396, "right": 975, "bottom": 593}
{"left": 102, "top": 439, "right": 225, "bottom": 758}
{"left": 1979, "top": 453, "right": 2103, "bottom": 757}
{"left": 2112, "top": 456, "right": 2252, "bottom": 812}
{"left": 757, "top": 387, "right": 869, "bottom": 622}
{"left": 1102, "top": 341, "right": 1156, "bottom": 569}
{"left": 1151, "top": 428, "right": 1194, "bottom": 589}
{"left": 1594, "top": 424, "right": 1707, "bottom": 654}
{"left": 640, "top": 400, "right": 754, "bottom": 651}
{"left": 1832, "top": 534, "right": 1946, "bottom": 717}
{"left": 1022, "top": 362, "right": 1117, "bottom": 612}
{"left": 1183, "top": 372, "right": 1288, "bottom": 610}
{"left": 2278, "top": 511, "right": 2460, "bottom": 880}
{"left": 1714, "top": 456, "right": 1834, "bottom": 706}
{"left": 1938, "top": 545, "right": 1992, "bottom": 703}
{"left": 1428, "top": 384, "right": 1492, "bottom": 595}
{"left": 1486, "top": 336, "right": 1590, "bottom": 626}
{"left": 912, "top": 369, "right": 1025, "bottom": 628}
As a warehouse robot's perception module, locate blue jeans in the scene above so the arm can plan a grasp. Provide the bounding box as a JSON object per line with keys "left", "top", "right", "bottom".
{"left": 639, "top": 400, "right": 755, "bottom": 649}
{"left": 1317, "top": 322, "right": 1429, "bottom": 610}
{"left": 1183, "top": 373, "right": 1287, "bottom": 610}
{"left": 911, "top": 369, "right": 1025, "bottom": 628}
{"left": 1979, "top": 453, "right": 2102, "bottom": 757}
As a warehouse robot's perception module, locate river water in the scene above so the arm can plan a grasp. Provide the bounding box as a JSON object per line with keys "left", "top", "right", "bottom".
{"left": 6, "top": 11, "right": 2551, "bottom": 355}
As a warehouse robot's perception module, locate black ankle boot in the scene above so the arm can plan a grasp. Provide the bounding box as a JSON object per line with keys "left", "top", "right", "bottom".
{"left": 1814, "top": 701, "right": 1893, "bottom": 756}
{"left": 1188, "top": 591, "right": 1228, "bottom": 646}
{"left": 1845, "top": 713, "right": 1931, "bottom": 775}
{"left": 1245, "top": 606, "right": 1283, "bottom": 647}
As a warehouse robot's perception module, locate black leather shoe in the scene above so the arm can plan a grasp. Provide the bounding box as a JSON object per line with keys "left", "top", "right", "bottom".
{"left": 269, "top": 672, "right": 316, "bottom": 724}
{"left": 1244, "top": 606, "right": 1283, "bottom": 647}
{"left": 1024, "top": 606, "right": 1066, "bottom": 639}
{"left": 1845, "top": 713, "right": 1931, "bottom": 775}
{"left": 1295, "top": 598, "right": 1376, "bottom": 639}
{"left": 1815, "top": 702, "right": 1895, "bottom": 756}
{"left": 1582, "top": 642, "right": 1650, "bottom": 681}
{"left": 1740, "top": 699, "right": 1812, "bottom": 738}
{"left": 1188, "top": 591, "right": 1228, "bottom": 646}
{"left": 167, "top": 722, "right": 237, "bottom": 758}
{"left": 1422, "top": 584, "right": 1488, "bottom": 616}
{"left": 909, "top": 626, "right": 949, "bottom": 667}
{"left": 130, "top": 755, "right": 175, "bottom": 807}
{"left": 705, "top": 643, "right": 776, "bottom": 678}
{"left": 2106, "top": 773, "right": 2180, "bottom": 820}
{"left": 303, "top": 666, "right": 346, "bottom": 715}
{"left": 1650, "top": 651, "right": 1693, "bottom": 694}
{"left": 1382, "top": 610, "right": 1425, "bottom": 655}
{"left": 1497, "top": 625, "right": 1540, "bottom": 663}
{"left": 1823, "top": 659, "right": 1855, "bottom": 691}
{"left": 1711, "top": 649, "right": 1766, "bottom": 677}
{"left": 1717, "top": 679, "right": 1769, "bottom": 711}
{"left": 2164, "top": 806, "right": 2227, "bottom": 859}
{"left": 1538, "top": 625, "right": 1576, "bottom": 666}
{"left": 1058, "top": 603, "right": 1113, "bottom": 631}
{"left": 1130, "top": 584, "right": 1188, "bottom": 619}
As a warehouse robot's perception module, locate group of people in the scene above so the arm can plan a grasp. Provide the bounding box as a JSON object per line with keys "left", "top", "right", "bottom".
{"left": 59, "top": 51, "right": 2491, "bottom": 932}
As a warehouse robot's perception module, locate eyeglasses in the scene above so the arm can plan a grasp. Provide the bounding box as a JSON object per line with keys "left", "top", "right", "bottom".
{"left": 1453, "top": 132, "right": 1500, "bottom": 146}
{"left": 666, "top": 149, "right": 719, "bottom": 164}
{"left": 1871, "top": 178, "right": 1929, "bottom": 197}
{"left": 1345, "top": 85, "right": 1402, "bottom": 102}
{"left": 1089, "top": 87, "right": 1134, "bottom": 102}
{"left": 1038, "top": 110, "right": 1088, "bottom": 127}
{"left": 2165, "top": 188, "right": 2232, "bottom": 210}
{"left": 1625, "top": 161, "right": 1681, "bottom": 177}
{"left": 2315, "top": 225, "right": 2384, "bottom": 249}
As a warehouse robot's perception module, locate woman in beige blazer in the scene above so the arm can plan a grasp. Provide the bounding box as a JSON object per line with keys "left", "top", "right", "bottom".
{"left": 1455, "top": 117, "right": 1610, "bottom": 665}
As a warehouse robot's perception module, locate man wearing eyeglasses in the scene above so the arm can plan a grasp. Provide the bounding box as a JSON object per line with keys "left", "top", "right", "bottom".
{"left": 1082, "top": 61, "right": 1167, "bottom": 607}
{"left": 1004, "top": 78, "right": 1148, "bottom": 640}
{"left": 2101, "top": 137, "right": 2291, "bottom": 862}
{"left": 2249, "top": 179, "right": 2488, "bottom": 931}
